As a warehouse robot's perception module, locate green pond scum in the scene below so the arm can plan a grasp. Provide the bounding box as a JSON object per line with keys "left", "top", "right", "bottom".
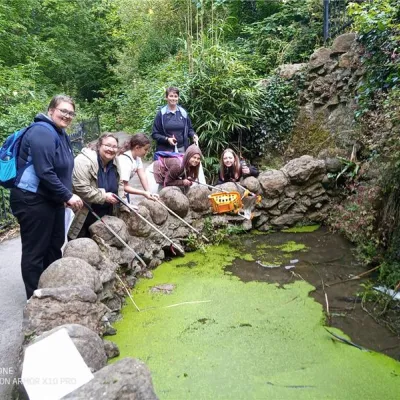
{"left": 282, "top": 225, "right": 321, "bottom": 233}
{"left": 112, "top": 242, "right": 400, "bottom": 399}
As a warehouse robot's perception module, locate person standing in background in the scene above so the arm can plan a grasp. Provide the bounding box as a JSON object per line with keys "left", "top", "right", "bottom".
{"left": 151, "top": 87, "right": 198, "bottom": 154}
{"left": 11, "top": 94, "right": 83, "bottom": 299}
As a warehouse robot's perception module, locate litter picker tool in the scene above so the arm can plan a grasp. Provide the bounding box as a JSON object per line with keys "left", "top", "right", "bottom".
{"left": 82, "top": 200, "right": 146, "bottom": 269}
{"left": 193, "top": 180, "right": 229, "bottom": 193}
{"left": 82, "top": 201, "right": 142, "bottom": 312}
{"left": 154, "top": 198, "right": 209, "bottom": 242}
{"left": 112, "top": 194, "right": 185, "bottom": 255}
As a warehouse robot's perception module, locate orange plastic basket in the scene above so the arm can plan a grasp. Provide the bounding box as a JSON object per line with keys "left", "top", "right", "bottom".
{"left": 208, "top": 191, "right": 243, "bottom": 214}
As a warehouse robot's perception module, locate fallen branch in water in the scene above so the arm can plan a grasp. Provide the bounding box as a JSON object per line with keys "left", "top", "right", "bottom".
{"left": 115, "top": 274, "right": 141, "bottom": 312}
{"left": 324, "top": 265, "right": 380, "bottom": 288}
{"left": 163, "top": 300, "right": 211, "bottom": 308}
{"left": 324, "top": 328, "right": 368, "bottom": 351}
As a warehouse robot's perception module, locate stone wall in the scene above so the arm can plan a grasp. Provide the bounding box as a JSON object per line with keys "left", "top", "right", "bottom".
{"left": 278, "top": 33, "right": 365, "bottom": 152}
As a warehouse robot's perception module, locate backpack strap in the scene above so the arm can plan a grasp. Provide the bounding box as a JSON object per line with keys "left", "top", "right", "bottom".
{"left": 121, "top": 153, "right": 133, "bottom": 163}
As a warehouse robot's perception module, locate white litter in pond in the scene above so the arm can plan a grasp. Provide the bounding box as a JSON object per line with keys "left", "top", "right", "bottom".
{"left": 373, "top": 286, "right": 400, "bottom": 301}
{"left": 290, "top": 259, "right": 299, "bottom": 264}
{"left": 255, "top": 260, "right": 280, "bottom": 268}
{"left": 285, "top": 265, "right": 296, "bottom": 270}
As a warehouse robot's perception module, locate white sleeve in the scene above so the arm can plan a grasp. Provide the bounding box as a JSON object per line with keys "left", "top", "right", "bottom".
{"left": 136, "top": 157, "right": 143, "bottom": 170}
{"left": 118, "top": 155, "right": 132, "bottom": 182}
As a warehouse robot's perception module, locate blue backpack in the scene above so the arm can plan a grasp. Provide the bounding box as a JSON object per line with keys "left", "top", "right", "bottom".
{"left": 0, "top": 121, "right": 54, "bottom": 188}
{"left": 153, "top": 151, "right": 184, "bottom": 162}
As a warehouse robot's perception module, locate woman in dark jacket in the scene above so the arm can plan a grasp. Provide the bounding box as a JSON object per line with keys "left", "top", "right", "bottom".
{"left": 151, "top": 87, "right": 198, "bottom": 154}
{"left": 11, "top": 94, "right": 83, "bottom": 299}
{"left": 217, "top": 148, "right": 259, "bottom": 185}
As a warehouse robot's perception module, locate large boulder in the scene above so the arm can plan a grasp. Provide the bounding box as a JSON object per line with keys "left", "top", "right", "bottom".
{"left": 90, "top": 215, "right": 129, "bottom": 248}
{"left": 120, "top": 205, "right": 152, "bottom": 237}
{"left": 282, "top": 156, "right": 326, "bottom": 184}
{"left": 308, "top": 48, "right": 332, "bottom": 70}
{"left": 215, "top": 182, "right": 243, "bottom": 194}
{"left": 186, "top": 185, "right": 212, "bottom": 212}
{"left": 23, "top": 287, "right": 108, "bottom": 336}
{"left": 63, "top": 358, "right": 158, "bottom": 400}
{"left": 39, "top": 257, "right": 102, "bottom": 293}
{"left": 159, "top": 186, "right": 189, "bottom": 218}
{"left": 276, "top": 63, "right": 307, "bottom": 79}
{"left": 242, "top": 176, "right": 260, "bottom": 194}
{"left": 29, "top": 324, "right": 107, "bottom": 372}
{"left": 63, "top": 238, "right": 101, "bottom": 267}
{"left": 139, "top": 198, "right": 169, "bottom": 225}
{"left": 270, "top": 213, "right": 304, "bottom": 228}
{"left": 331, "top": 33, "right": 356, "bottom": 54}
{"left": 258, "top": 170, "right": 289, "bottom": 198}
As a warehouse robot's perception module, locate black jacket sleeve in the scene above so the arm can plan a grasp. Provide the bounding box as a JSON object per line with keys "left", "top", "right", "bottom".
{"left": 29, "top": 126, "right": 73, "bottom": 202}
{"left": 151, "top": 111, "right": 169, "bottom": 145}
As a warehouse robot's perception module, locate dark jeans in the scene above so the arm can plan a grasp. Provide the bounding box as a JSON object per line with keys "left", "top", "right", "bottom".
{"left": 10, "top": 188, "right": 65, "bottom": 299}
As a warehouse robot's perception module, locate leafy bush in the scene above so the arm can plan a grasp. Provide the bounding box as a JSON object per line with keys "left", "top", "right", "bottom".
{"left": 186, "top": 43, "right": 262, "bottom": 159}
{"left": 0, "top": 63, "right": 53, "bottom": 142}
{"left": 348, "top": 0, "right": 400, "bottom": 120}
{"left": 328, "top": 184, "right": 381, "bottom": 262}
{"left": 244, "top": 75, "right": 300, "bottom": 158}
{"left": 240, "top": 0, "right": 323, "bottom": 74}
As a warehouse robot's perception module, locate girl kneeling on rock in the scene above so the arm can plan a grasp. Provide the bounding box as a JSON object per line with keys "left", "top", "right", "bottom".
{"left": 153, "top": 144, "right": 202, "bottom": 189}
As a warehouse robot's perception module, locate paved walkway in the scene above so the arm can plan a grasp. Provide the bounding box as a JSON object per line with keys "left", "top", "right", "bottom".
{"left": 0, "top": 236, "right": 26, "bottom": 399}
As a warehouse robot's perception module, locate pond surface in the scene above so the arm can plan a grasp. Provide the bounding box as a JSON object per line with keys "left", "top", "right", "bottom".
{"left": 111, "top": 227, "right": 400, "bottom": 399}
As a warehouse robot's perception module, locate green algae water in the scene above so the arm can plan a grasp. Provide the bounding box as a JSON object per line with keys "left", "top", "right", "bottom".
{"left": 111, "top": 237, "right": 400, "bottom": 399}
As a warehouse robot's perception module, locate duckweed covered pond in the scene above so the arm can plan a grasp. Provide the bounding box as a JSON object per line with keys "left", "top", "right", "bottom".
{"left": 112, "top": 227, "right": 400, "bottom": 399}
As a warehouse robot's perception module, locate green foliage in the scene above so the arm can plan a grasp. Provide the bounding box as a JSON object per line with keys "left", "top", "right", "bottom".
{"left": 244, "top": 75, "right": 300, "bottom": 158}
{"left": 187, "top": 43, "right": 262, "bottom": 158}
{"left": 0, "top": 188, "right": 16, "bottom": 230}
{"left": 33, "top": 0, "right": 121, "bottom": 101}
{"left": 329, "top": 157, "right": 361, "bottom": 184}
{"left": 348, "top": 0, "right": 400, "bottom": 120}
{"left": 328, "top": 184, "right": 381, "bottom": 261}
{"left": 239, "top": 0, "right": 323, "bottom": 74}
{"left": 379, "top": 261, "right": 400, "bottom": 288}
{"left": 0, "top": 64, "right": 52, "bottom": 141}
{"left": 0, "top": 0, "right": 40, "bottom": 66}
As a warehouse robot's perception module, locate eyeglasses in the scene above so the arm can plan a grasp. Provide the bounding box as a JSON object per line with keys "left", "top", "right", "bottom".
{"left": 102, "top": 144, "right": 119, "bottom": 150}
{"left": 56, "top": 108, "right": 76, "bottom": 118}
